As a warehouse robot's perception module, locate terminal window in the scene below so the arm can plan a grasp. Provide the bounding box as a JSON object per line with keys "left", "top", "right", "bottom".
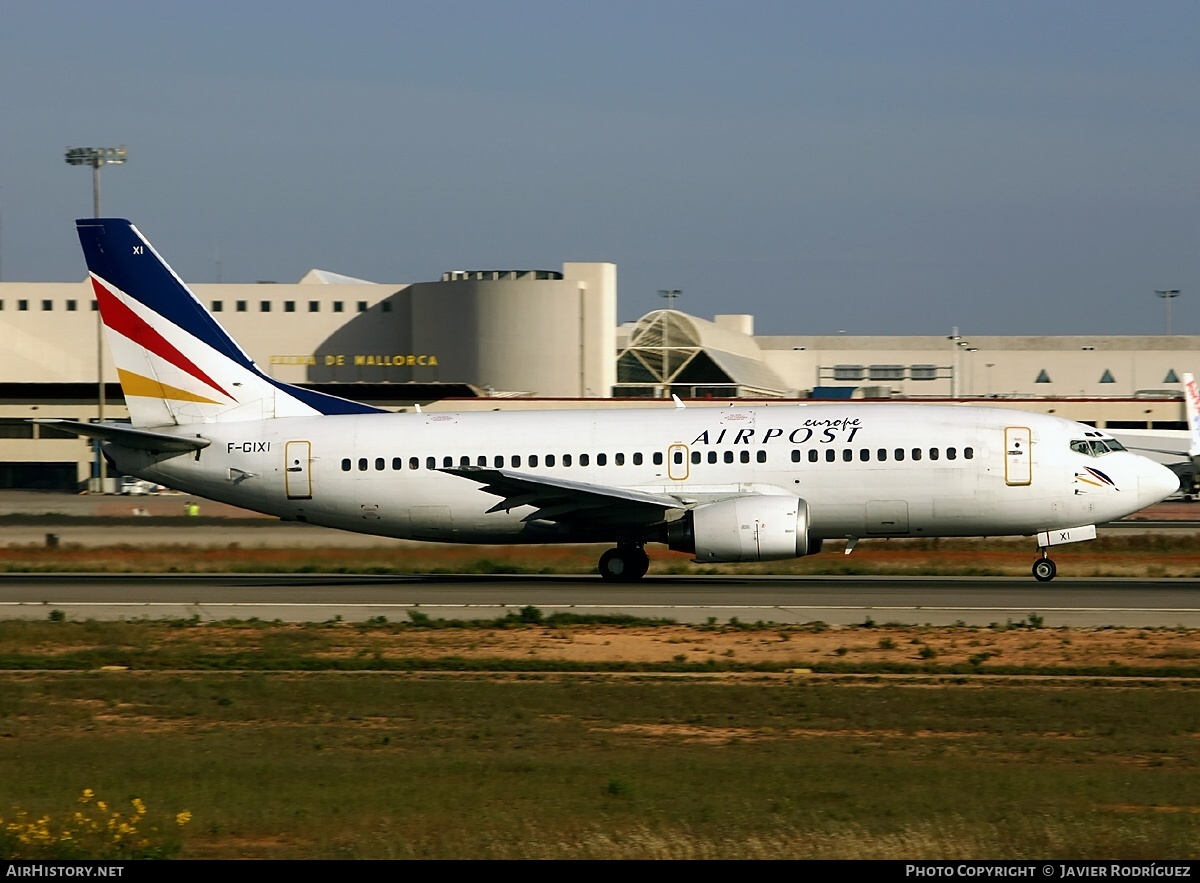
{"left": 66, "top": 300, "right": 77, "bottom": 311}
{"left": 260, "top": 301, "right": 271, "bottom": 312}
{"left": 236, "top": 301, "right": 247, "bottom": 312}
{"left": 333, "top": 302, "right": 344, "bottom": 313}
{"left": 309, "top": 301, "right": 320, "bottom": 312}
{"left": 284, "top": 301, "right": 295, "bottom": 313}
{"left": 357, "top": 301, "right": 368, "bottom": 313}
{"left": 212, "top": 301, "right": 223, "bottom": 312}
{"left": 41, "top": 300, "right": 52, "bottom": 311}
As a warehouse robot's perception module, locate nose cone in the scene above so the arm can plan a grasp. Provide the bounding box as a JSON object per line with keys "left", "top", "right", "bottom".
{"left": 1137, "top": 458, "right": 1180, "bottom": 508}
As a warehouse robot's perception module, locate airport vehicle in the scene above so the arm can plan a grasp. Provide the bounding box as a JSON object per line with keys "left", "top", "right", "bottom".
{"left": 42, "top": 219, "right": 1179, "bottom": 582}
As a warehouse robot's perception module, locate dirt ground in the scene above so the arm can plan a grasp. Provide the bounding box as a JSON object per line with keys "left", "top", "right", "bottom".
{"left": 195, "top": 621, "right": 1200, "bottom": 671}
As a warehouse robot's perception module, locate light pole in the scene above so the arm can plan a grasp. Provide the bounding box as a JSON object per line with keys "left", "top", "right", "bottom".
{"left": 66, "top": 146, "right": 127, "bottom": 492}
{"left": 658, "top": 289, "right": 681, "bottom": 397}
{"left": 947, "top": 328, "right": 961, "bottom": 398}
{"left": 1155, "top": 289, "right": 1181, "bottom": 335}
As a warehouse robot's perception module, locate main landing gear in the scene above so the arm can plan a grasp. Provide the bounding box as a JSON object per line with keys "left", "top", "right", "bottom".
{"left": 1032, "top": 550, "right": 1057, "bottom": 582}
{"left": 598, "top": 544, "right": 650, "bottom": 582}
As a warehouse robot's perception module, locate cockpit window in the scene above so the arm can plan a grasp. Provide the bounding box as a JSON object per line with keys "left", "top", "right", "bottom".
{"left": 1071, "top": 438, "right": 1123, "bottom": 457}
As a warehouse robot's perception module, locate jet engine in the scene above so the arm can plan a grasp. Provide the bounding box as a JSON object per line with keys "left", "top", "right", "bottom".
{"left": 666, "top": 495, "right": 817, "bottom": 563}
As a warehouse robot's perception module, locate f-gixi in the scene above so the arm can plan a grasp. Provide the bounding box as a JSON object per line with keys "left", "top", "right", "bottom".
{"left": 43, "top": 219, "right": 1179, "bottom": 582}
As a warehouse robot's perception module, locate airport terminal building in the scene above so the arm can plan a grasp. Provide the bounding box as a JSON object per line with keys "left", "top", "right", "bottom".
{"left": 0, "top": 262, "right": 1193, "bottom": 489}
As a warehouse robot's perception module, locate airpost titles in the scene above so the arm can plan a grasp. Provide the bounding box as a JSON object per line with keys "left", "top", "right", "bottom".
{"left": 691, "top": 417, "right": 862, "bottom": 447}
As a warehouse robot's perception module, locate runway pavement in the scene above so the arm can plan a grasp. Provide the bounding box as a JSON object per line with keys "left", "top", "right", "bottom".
{"left": 1, "top": 572, "right": 1198, "bottom": 627}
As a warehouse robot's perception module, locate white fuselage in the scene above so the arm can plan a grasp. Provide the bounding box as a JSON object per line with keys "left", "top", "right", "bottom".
{"left": 105, "top": 403, "right": 1177, "bottom": 546}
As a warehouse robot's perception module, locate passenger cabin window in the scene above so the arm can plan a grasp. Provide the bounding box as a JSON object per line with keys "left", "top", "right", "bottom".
{"left": 546, "top": 455, "right": 556, "bottom": 467}
{"left": 426, "top": 457, "right": 435, "bottom": 469}
{"left": 375, "top": 458, "right": 385, "bottom": 470}
{"left": 341, "top": 458, "right": 351, "bottom": 471}
{"left": 912, "top": 449, "right": 922, "bottom": 461}
{"left": 740, "top": 450, "right": 751, "bottom": 464}
{"left": 392, "top": 457, "right": 402, "bottom": 470}
{"left": 512, "top": 455, "right": 522, "bottom": 468}
{"left": 529, "top": 455, "right": 538, "bottom": 467}
{"left": 563, "top": 454, "right": 572, "bottom": 467}
{"left": 653, "top": 452, "right": 664, "bottom": 466}
{"left": 633, "top": 453, "right": 643, "bottom": 466}
{"left": 614, "top": 453, "right": 624, "bottom": 466}
{"left": 724, "top": 451, "right": 734, "bottom": 464}
{"left": 597, "top": 453, "right": 606, "bottom": 466}
{"left": 756, "top": 450, "right": 766, "bottom": 463}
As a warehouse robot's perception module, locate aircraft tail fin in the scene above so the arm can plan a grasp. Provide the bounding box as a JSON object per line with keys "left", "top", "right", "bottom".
{"left": 1184, "top": 372, "right": 1200, "bottom": 458}
{"left": 75, "top": 218, "right": 383, "bottom": 427}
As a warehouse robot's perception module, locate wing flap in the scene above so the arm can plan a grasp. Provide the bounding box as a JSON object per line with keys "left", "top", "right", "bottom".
{"left": 442, "top": 467, "right": 682, "bottom": 526}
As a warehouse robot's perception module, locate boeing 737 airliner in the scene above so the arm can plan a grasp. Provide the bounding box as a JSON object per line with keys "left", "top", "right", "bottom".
{"left": 44, "top": 219, "right": 1179, "bottom": 582}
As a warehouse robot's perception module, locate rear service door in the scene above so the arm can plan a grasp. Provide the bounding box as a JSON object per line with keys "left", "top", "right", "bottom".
{"left": 285, "top": 441, "right": 313, "bottom": 500}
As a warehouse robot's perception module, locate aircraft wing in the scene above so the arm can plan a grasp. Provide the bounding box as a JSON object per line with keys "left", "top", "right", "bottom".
{"left": 441, "top": 466, "right": 683, "bottom": 526}
{"left": 30, "top": 420, "right": 210, "bottom": 453}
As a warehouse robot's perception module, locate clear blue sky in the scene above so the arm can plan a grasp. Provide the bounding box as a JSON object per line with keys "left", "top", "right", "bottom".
{"left": 1, "top": 0, "right": 1196, "bottom": 335}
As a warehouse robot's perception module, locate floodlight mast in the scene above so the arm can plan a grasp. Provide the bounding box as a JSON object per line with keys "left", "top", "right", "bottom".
{"left": 658, "top": 289, "right": 681, "bottom": 397}
{"left": 65, "top": 146, "right": 127, "bottom": 492}
{"left": 1154, "top": 289, "right": 1181, "bottom": 335}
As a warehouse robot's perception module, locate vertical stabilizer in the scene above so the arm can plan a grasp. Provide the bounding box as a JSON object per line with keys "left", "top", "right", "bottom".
{"left": 1184, "top": 373, "right": 1200, "bottom": 458}
{"left": 76, "top": 219, "right": 382, "bottom": 427}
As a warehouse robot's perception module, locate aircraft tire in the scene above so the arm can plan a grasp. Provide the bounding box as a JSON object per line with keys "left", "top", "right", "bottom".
{"left": 598, "top": 548, "right": 648, "bottom": 582}
{"left": 1032, "top": 558, "right": 1057, "bottom": 582}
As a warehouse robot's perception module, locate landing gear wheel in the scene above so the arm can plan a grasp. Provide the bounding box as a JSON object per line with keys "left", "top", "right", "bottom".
{"left": 1032, "top": 557, "right": 1057, "bottom": 582}
{"left": 598, "top": 547, "right": 649, "bottom": 582}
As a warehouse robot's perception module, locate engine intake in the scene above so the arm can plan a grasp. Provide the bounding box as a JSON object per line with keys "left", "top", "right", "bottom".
{"left": 667, "top": 495, "right": 815, "bottom": 563}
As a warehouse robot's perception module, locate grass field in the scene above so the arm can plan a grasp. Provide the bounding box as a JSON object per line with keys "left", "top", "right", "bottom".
{"left": 0, "top": 617, "right": 1198, "bottom": 859}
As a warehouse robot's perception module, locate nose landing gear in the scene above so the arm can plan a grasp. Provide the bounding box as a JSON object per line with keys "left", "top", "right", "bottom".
{"left": 598, "top": 544, "right": 650, "bottom": 582}
{"left": 1032, "top": 551, "right": 1057, "bottom": 582}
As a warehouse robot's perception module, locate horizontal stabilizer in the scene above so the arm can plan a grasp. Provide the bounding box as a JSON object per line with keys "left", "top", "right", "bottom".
{"left": 31, "top": 420, "right": 210, "bottom": 453}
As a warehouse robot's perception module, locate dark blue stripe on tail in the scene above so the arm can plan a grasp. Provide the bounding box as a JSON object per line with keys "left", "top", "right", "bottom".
{"left": 76, "top": 218, "right": 383, "bottom": 416}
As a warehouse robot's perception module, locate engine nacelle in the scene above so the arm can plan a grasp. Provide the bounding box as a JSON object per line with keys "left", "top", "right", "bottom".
{"left": 667, "top": 495, "right": 815, "bottom": 563}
